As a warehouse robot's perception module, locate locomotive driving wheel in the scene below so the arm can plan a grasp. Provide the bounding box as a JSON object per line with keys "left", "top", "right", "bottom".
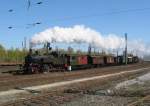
{"left": 27, "top": 65, "right": 39, "bottom": 74}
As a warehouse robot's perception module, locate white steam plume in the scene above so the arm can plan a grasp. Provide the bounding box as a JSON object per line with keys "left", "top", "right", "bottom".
{"left": 31, "top": 25, "right": 124, "bottom": 50}
{"left": 128, "top": 40, "right": 150, "bottom": 57}
{"left": 31, "top": 25, "right": 150, "bottom": 56}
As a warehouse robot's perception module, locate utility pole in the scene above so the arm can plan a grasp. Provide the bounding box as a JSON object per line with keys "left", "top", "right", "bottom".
{"left": 24, "top": 37, "right": 27, "bottom": 50}
{"left": 125, "top": 33, "right": 128, "bottom": 65}
{"left": 29, "top": 39, "right": 31, "bottom": 49}
{"left": 22, "top": 41, "right": 24, "bottom": 50}
{"left": 117, "top": 50, "right": 118, "bottom": 63}
{"left": 88, "top": 44, "right": 92, "bottom": 55}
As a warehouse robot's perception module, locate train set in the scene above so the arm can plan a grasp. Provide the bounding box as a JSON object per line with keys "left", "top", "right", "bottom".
{"left": 22, "top": 45, "right": 139, "bottom": 74}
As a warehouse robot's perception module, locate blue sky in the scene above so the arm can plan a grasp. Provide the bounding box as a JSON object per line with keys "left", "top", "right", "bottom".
{"left": 0, "top": 0, "right": 150, "bottom": 49}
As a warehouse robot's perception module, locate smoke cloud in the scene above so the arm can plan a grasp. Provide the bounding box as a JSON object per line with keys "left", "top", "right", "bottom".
{"left": 31, "top": 25, "right": 150, "bottom": 56}
{"left": 128, "top": 40, "right": 150, "bottom": 57}
{"left": 31, "top": 25, "right": 124, "bottom": 49}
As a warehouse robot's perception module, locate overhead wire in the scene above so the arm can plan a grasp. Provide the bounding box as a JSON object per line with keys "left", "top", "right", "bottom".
{"left": 7, "top": 7, "right": 150, "bottom": 30}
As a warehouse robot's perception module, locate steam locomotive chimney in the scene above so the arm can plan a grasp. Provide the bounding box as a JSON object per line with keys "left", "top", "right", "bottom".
{"left": 29, "top": 48, "right": 32, "bottom": 55}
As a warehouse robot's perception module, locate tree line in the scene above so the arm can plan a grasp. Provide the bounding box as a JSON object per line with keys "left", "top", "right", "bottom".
{"left": 0, "top": 44, "right": 27, "bottom": 63}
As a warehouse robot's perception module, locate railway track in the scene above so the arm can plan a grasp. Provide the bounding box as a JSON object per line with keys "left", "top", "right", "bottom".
{"left": 0, "top": 63, "right": 22, "bottom": 66}
{"left": 0, "top": 63, "right": 149, "bottom": 91}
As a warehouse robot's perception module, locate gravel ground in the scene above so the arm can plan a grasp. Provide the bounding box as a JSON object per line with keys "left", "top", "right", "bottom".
{"left": 1, "top": 62, "right": 150, "bottom": 106}
{"left": 1, "top": 67, "right": 149, "bottom": 105}
{"left": 1, "top": 67, "right": 150, "bottom": 106}
{"left": 61, "top": 95, "right": 137, "bottom": 106}
{"left": 61, "top": 72, "right": 150, "bottom": 106}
